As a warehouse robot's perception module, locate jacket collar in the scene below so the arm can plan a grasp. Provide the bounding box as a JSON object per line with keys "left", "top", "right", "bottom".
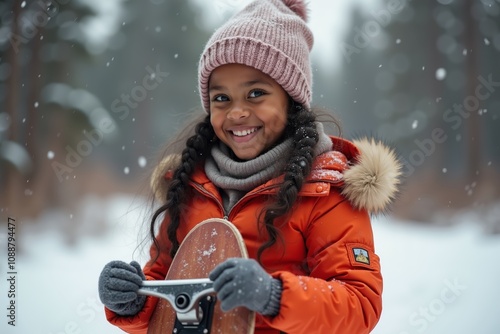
{"left": 154, "top": 136, "right": 402, "bottom": 215}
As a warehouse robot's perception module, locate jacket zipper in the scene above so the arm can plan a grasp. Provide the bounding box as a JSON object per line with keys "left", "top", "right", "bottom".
{"left": 226, "top": 184, "right": 280, "bottom": 219}
{"left": 190, "top": 182, "right": 226, "bottom": 218}
{"left": 190, "top": 181, "right": 280, "bottom": 221}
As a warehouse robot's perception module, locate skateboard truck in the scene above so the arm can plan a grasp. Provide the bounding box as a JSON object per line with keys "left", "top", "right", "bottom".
{"left": 138, "top": 278, "right": 216, "bottom": 330}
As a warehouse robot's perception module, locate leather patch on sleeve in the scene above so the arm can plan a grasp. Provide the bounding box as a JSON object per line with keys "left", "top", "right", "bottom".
{"left": 346, "top": 243, "right": 374, "bottom": 269}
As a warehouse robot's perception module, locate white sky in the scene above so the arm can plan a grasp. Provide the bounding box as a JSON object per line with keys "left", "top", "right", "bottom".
{"left": 308, "top": 0, "right": 353, "bottom": 69}
{"left": 77, "top": 0, "right": 126, "bottom": 54}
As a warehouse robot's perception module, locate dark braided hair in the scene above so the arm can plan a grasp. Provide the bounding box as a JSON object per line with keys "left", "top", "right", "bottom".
{"left": 149, "top": 115, "right": 215, "bottom": 260}
{"left": 256, "top": 101, "right": 319, "bottom": 262}
{"left": 150, "top": 101, "right": 319, "bottom": 263}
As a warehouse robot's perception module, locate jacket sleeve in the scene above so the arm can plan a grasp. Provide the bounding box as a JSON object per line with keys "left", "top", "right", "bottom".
{"left": 105, "top": 216, "right": 174, "bottom": 334}
{"left": 263, "top": 195, "right": 383, "bottom": 334}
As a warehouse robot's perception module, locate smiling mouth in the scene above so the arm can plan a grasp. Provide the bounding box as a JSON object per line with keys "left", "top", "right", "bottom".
{"left": 231, "top": 127, "right": 259, "bottom": 137}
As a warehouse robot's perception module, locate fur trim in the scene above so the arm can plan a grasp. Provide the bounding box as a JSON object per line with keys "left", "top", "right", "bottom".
{"left": 341, "top": 138, "right": 402, "bottom": 214}
{"left": 150, "top": 153, "right": 181, "bottom": 202}
{"left": 282, "top": 0, "right": 309, "bottom": 21}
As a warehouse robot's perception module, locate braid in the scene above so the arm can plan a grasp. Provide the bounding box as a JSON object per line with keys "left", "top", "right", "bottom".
{"left": 150, "top": 115, "right": 214, "bottom": 260}
{"left": 257, "top": 102, "right": 319, "bottom": 262}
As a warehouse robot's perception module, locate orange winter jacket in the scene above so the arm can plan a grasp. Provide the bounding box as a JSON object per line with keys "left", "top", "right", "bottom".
{"left": 105, "top": 136, "right": 401, "bottom": 334}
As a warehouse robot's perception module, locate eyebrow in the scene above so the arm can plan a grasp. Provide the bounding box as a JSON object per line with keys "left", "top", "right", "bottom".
{"left": 209, "top": 79, "right": 274, "bottom": 92}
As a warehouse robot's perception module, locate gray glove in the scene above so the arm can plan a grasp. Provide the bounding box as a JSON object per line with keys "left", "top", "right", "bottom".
{"left": 209, "top": 258, "right": 282, "bottom": 316}
{"left": 98, "top": 260, "right": 146, "bottom": 316}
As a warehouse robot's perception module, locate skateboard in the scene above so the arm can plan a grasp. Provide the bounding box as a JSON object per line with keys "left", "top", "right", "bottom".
{"left": 138, "top": 218, "right": 255, "bottom": 334}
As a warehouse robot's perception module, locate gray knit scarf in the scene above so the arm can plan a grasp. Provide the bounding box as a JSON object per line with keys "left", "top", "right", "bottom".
{"left": 205, "top": 123, "right": 332, "bottom": 213}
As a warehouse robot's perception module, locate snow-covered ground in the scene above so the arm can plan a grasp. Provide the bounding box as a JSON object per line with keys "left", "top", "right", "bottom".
{"left": 1, "top": 195, "right": 499, "bottom": 334}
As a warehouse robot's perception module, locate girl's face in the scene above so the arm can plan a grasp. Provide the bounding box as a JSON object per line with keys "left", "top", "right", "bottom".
{"left": 209, "top": 63, "right": 289, "bottom": 161}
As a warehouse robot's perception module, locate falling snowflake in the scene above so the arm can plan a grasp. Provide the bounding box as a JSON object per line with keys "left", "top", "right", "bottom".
{"left": 435, "top": 68, "right": 447, "bottom": 81}
{"left": 47, "top": 151, "right": 55, "bottom": 159}
{"left": 411, "top": 120, "right": 418, "bottom": 129}
{"left": 124, "top": 167, "right": 130, "bottom": 175}
{"left": 138, "top": 156, "right": 147, "bottom": 168}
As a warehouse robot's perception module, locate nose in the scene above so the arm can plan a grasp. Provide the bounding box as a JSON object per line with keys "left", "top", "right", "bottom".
{"left": 227, "top": 104, "right": 249, "bottom": 120}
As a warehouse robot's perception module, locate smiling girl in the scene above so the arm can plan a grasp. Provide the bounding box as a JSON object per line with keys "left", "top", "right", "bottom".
{"left": 98, "top": 1, "right": 402, "bottom": 333}
{"left": 209, "top": 63, "right": 289, "bottom": 161}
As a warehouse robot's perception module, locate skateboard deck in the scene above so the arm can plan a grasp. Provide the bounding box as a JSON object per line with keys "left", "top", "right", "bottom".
{"left": 145, "top": 218, "right": 255, "bottom": 334}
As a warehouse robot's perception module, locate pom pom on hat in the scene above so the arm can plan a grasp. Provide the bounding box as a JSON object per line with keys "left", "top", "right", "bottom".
{"left": 198, "top": 0, "right": 314, "bottom": 112}
{"left": 283, "top": 0, "right": 309, "bottom": 21}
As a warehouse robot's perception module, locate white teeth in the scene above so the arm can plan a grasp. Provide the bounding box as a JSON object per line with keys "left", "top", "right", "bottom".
{"left": 232, "top": 128, "right": 257, "bottom": 137}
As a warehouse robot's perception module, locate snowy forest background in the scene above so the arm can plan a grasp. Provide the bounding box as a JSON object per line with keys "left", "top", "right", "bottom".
{"left": 0, "top": 0, "right": 499, "bottom": 333}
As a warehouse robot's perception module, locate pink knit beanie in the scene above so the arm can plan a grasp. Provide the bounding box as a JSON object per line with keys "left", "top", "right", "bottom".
{"left": 198, "top": 0, "right": 314, "bottom": 112}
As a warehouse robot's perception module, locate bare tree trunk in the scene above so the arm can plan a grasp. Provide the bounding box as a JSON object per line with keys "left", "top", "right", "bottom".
{"left": 26, "top": 23, "right": 42, "bottom": 166}
{"left": 24, "top": 23, "right": 44, "bottom": 217}
{"left": 464, "top": 0, "right": 481, "bottom": 181}
{"left": 5, "top": 1, "right": 22, "bottom": 215}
